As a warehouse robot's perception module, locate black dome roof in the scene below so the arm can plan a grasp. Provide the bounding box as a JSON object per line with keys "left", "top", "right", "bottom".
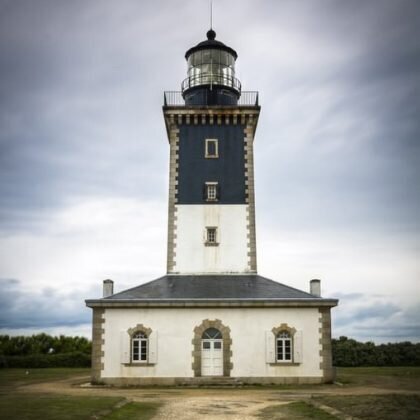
{"left": 185, "top": 29, "right": 238, "bottom": 60}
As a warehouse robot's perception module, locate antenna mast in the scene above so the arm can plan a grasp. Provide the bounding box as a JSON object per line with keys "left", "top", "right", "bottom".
{"left": 210, "top": 0, "right": 213, "bottom": 90}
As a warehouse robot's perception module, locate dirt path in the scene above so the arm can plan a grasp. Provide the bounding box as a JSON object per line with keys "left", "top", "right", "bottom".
{"left": 151, "top": 395, "right": 289, "bottom": 420}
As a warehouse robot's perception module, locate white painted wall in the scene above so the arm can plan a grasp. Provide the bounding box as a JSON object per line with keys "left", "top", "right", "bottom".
{"left": 174, "top": 204, "right": 250, "bottom": 273}
{"left": 101, "top": 307, "right": 323, "bottom": 379}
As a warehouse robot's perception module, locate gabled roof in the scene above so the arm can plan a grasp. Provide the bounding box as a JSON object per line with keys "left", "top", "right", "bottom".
{"left": 85, "top": 275, "right": 338, "bottom": 308}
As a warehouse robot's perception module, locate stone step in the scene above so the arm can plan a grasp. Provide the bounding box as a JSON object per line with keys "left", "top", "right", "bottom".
{"left": 175, "top": 377, "right": 245, "bottom": 388}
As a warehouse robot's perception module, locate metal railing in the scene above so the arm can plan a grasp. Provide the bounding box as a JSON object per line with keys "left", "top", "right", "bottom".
{"left": 164, "top": 91, "right": 185, "bottom": 106}
{"left": 164, "top": 91, "right": 259, "bottom": 107}
{"left": 238, "top": 91, "right": 259, "bottom": 106}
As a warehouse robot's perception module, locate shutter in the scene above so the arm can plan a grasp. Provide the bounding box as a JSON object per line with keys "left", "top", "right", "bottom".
{"left": 120, "top": 331, "right": 130, "bottom": 364}
{"left": 216, "top": 183, "right": 221, "bottom": 200}
{"left": 148, "top": 331, "right": 158, "bottom": 364}
{"left": 293, "top": 330, "right": 303, "bottom": 363}
{"left": 265, "top": 331, "right": 275, "bottom": 363}
{"left": 203, "top": 184, "right": 207, "bottom": 201}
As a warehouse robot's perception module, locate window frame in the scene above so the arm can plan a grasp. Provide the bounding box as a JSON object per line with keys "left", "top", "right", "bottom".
{"left": 205, "top": 182, "right": 218, "bottom": 202}
{"left": 276, "top": 331, "right": 292, "bottom": 363}
{"left": 205, "top": 138, "right": 219, "bottom": 158}
{"left": 205, "top": 226, "right": 218, "bottom": 246}
{"left": 202, "top": 328, "right": 222, "bottom": 339}
{"left": 131, "top": 331, "right": 148, "bottom": 363}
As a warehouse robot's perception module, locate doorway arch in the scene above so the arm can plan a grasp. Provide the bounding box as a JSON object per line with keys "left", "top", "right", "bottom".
{"left": 192, "top": 319, "right": 232, "bottom": 377}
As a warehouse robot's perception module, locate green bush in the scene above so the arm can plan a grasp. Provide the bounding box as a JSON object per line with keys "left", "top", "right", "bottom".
{"left": 0, "top": 334, "right": 91, "bottom": 356}
{"left": 0, "top": 351, "right": 91, "bottom": 368}
{"left": 333, "top": 337, "right": 420, "bottom": 367}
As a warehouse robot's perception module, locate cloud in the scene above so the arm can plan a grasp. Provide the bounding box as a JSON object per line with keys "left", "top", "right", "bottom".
{"left": 0, "top": 197, "right": 166, "bottom": 294}
{"left": 0, "top": 0, "right": 172, "bottom": 235}
{"left": 0, "top": 278, "right": 92, "bottom": 329}
{"left": 332, "top": 293, "right": 420, "bottom": 343}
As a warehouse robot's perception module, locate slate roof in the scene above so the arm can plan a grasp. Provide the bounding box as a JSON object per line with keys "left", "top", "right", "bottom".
{"left": 85, "top": 275, "right": 338, "bottom": 307}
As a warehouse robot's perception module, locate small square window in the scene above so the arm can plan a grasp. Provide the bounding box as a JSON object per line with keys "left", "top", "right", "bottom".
{"left": 205, "top": 227, "right": 218, "bottom": 246}
{"left": 205, "top": 182, "right": 218, "bottom": 201}
{"left": 205, "top": 139, "right": 218, "bottom": 158}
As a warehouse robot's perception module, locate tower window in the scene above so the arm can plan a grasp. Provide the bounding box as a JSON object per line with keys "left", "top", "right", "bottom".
{"left": 205, "top": 227, "right": 218, "bottom": 245}
{"left": 205, "top": 182, "right": 218, "bottom": 201}
{"left": 205, "top": 139, "right": 218, "bottom": 158}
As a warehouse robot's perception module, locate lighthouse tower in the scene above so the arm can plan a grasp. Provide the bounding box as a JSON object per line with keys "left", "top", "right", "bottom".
{"left": 163, "top": 29, "right": 260, "bottom": 274}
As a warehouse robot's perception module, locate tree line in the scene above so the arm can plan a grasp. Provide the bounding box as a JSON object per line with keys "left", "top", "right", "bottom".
{"left": 332, "top": 336, "right": 420, "bottom": 367}
{"left": 0, "top": 333, "right": 91, "bottom": 356}
{"left": 0, "top": 333, "right": 91, "bottom": 368}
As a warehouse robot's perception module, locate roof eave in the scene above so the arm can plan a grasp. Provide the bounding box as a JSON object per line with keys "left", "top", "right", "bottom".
{"left": 85, "top": 298, "right": 339, "bottom": 309}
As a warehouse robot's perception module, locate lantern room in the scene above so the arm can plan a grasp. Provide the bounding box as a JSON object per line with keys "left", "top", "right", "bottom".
{"left": 182, "top": 29, "right": 241, "bottom": 106}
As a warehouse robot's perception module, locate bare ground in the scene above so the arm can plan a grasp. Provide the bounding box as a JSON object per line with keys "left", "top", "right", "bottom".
{"left": 17, "top": 375, "right": 420, "bottom": 420}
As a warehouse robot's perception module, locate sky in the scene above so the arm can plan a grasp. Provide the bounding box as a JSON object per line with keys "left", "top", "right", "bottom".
{"left": 0, "top": 0, "right": 419, "bottom": 343}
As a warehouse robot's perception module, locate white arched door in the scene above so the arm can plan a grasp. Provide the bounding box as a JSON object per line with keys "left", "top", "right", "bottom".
{"left": 201, "top": 328, "right": 223, "bottom": 376}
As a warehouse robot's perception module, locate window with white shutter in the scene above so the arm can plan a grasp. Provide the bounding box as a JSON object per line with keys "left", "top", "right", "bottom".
{"left": 266, "top": 326, "right": 303, "bottom": 365}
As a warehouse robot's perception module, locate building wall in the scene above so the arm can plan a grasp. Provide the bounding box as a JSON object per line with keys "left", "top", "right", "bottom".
{"left": 174, "top": 204, "right": 250, "bottom": 273}
{"left": 100, "top": 307, "right": 325, "bottom": 382}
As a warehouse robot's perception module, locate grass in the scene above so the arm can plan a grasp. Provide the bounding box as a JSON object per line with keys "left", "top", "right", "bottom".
{"left": 337, "top": 366, "right": 420, "bottom": 378}
{"left": 336, "top": 366, "right": 420, "bottom": 390}
{"left": 0, "top": 368, "right": 161, "bottom": 419}
{"left": 104, "top": 402, "right": 161, "bottom": 419}
{"left": 0, "top": 394, "right": 123, "bottom": 420}
{"left": 0, "top": 394, "right": 162, "bottom": 420}
{"left": 0, "top": 367, "right": 90, "bottom": 392}
{"left": 0, "top": 393, "right": 162, "bottom": 420}
{"left": 316, "top": 394, "right": 420, "bottom": 420}
{"left": 258, "top": 401, "right": 337, "bottom": 419}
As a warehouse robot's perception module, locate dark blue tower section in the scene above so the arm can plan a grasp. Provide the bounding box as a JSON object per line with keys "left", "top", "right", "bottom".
{"left": 177, "top": 123, "right": 246, "bottom": 204}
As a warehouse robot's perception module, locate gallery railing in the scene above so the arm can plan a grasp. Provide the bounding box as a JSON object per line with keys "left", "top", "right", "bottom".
{"left": 163, "top": 91, "right": 259, "bottom": 107}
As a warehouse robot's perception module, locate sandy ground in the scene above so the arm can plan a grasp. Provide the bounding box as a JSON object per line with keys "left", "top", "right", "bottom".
{"left": 19, "top": 375, "right": 420, "bottom": 420}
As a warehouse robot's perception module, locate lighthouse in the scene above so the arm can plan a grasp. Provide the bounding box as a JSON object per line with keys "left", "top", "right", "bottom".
{"left": 86, "top": 28, "right": 338, "bottom": 386}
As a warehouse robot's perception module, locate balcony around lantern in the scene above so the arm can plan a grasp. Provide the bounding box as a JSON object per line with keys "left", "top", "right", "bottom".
{"left": 163, "top": 90, "right": 259, "bottom": 107}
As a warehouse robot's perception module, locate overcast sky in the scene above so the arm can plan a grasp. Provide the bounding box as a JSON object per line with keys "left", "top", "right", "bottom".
{"left": 0, "top": 0, "right": 419, "bottom": 343}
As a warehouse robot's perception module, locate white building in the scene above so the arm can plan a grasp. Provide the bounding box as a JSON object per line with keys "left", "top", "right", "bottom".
{"left": 86, "top": 29, "right": 338, "bottom": 385}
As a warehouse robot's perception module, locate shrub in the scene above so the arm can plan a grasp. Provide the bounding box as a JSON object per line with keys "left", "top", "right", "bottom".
{"left": 0, "top": 351, "right": 91, "bottom": 368}
{"left": 332, "top": 337, "right": 420, "bottom": 367}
